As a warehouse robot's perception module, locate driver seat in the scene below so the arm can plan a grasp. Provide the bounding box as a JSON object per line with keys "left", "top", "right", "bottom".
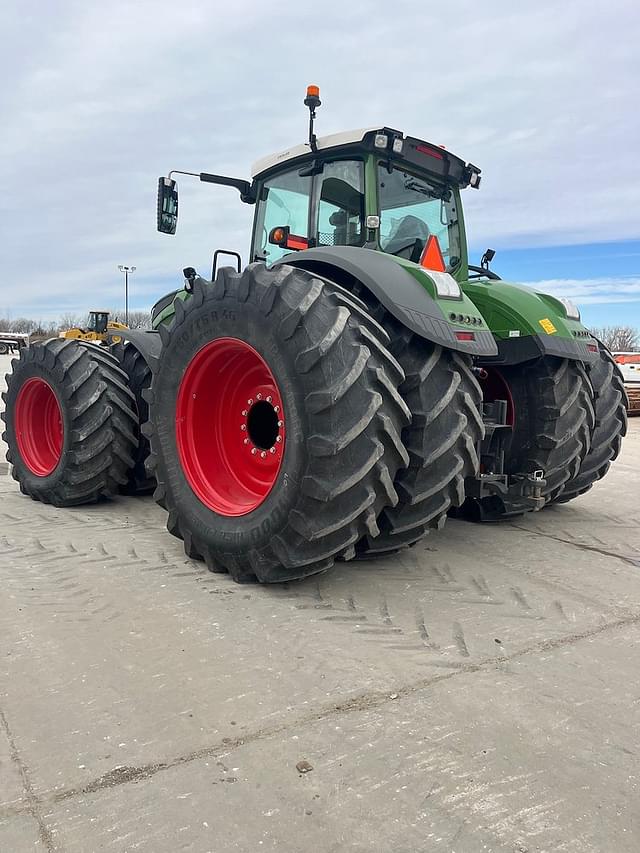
{"left": 382, "top": 214, "right": 430, "bottom": 261}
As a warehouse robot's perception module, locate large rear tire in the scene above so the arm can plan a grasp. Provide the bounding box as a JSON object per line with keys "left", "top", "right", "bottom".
{"left": 145, "top": 264, "right": 411, "bottom": 583}
{"left": 552, "top": 342, "right": 627, "bottom": 504}
{"left": 111, "top": 341, "right": 154, "bottom": 494}
{"left": 1, "top": 339, "right": 137, "bottom": 506}
{"left": 481, "top": 356, "right": 594, "bottom": 512}
{"left": 356, "top": 320, "right": 484, "bottom": 556}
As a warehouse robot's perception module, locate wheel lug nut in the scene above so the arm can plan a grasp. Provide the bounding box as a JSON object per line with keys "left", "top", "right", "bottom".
{"left": 241, "top": 424, "right": 246, "bottom": 431}
{"left": 266, "top": 395, "right": 272, "bottom": 403}
{"left": 277, "top": 420, "right": 283, "bottom": 427}
{"left": 260, "top": 451, "right": 267, "bottom": 458}
{"left": 242, "top": 409, "right": 248, "bottom": 416}
{"left": 256, "top": 393, "right": 262, "bottom": 400}
{"left": 243, "top": 438, "right": 249, "bottom": 445}
{"left": 270, "top": 447, "right": 276, "bottom": 454}
{"left": 251, "top": 448, "right": 257, "bottom": 455}
{"left": 276, "top": 436, "right": 282, "bottom": 443}
{"left": 248, "top": 398, "right": 253, "bottom": 405}
{"left": 274, "top": 405, "right": 280, "bottom": 413}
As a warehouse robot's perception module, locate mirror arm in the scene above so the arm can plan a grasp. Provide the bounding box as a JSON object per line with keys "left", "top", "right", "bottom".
{"left": 199, "top": 172, "right": 255, "bottom": 203}
{"left": 167, "top": 170, "right": 256, "bottom": 203}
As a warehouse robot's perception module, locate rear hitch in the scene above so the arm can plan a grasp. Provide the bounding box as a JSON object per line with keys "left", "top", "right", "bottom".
{"left": 453, "top": 398, "right": 548, "bottom": 521}
{"left": 462, "top": 469, "right": 547, "bottom": 521}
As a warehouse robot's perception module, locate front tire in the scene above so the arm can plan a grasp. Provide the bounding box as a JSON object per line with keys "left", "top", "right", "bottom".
{"left": 145, "top": 264, "right": 411, "bottom": 583}
{"left": 482, "top": 356, "right": 595, "bottom": 512}
{"left": 552, "top": 342, "right": 627, "bottom": 503}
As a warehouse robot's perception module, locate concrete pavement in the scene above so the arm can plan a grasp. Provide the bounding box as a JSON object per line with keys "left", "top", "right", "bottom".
{"left": 1, "top": 352, "right": 639, "bottom": 852}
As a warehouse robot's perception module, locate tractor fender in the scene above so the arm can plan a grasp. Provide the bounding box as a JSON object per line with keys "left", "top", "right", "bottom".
{"left": 107, "top": 329, "right": 162, "bottom": 371}
{"left": 274, "top": 247, "right": 497, "bottom": 357}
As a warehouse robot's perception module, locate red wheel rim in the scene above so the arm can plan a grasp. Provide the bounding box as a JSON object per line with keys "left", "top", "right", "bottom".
{"left": 478, "top": 368, "right": 515, "bottom": 426}
{"left": 14, "top": 378, "right": 64, "bottom": 476}
{"left": 176, "top": 338, "right": 286, "bottom": 516}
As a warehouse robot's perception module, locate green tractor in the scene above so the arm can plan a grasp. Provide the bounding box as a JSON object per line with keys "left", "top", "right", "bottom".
{"left": 2, "top": 87, "right": 627, "bottom": 582}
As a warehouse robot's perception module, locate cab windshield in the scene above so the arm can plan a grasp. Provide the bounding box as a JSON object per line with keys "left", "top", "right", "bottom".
{"left": 378, "top": 164, "right": 461, "bottom": 270}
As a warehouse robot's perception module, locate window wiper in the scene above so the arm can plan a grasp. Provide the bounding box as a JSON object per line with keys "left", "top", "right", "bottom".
{"left": 404, "top": 179, "right": 451, "bottom": 202}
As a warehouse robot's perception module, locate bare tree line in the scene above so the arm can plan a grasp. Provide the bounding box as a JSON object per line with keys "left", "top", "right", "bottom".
{"left": 589, "top": 326, "right": 639, "bottom": 352}
{"left": 1, "top": 311, "right": 638, "bottom": 351}
{"left": 0, "top": 310, "right": 151, "bottom": 337}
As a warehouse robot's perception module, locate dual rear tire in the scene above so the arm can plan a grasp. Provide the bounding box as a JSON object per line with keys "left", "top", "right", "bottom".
{"left": 356, "top": 320, "right": 484, "bottom": 555}
{"left": 144, "top": 265, "right": 413, "bottom": 583}
{"left": 111, "top": 341, "right": 154, "bottom": 494}
{"left": 1, "top": 339, "right": 137, "bottom": 506}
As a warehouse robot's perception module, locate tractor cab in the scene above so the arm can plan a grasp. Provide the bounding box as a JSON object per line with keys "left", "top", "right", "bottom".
{"left": 157, "top": 85, "right": 481, "bottom": 284}
{"left": 86, "top": 311, "right": 110, "bottom": 335}
{"left": 248, "top": 126, "right": 476, "bottom": 277}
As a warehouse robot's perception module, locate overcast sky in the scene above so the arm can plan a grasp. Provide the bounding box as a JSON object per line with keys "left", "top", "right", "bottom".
{"left": 1, "top": 0, "right": 639, "bottom": 328}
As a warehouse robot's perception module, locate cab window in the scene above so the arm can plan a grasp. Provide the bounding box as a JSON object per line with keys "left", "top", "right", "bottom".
{"left": 315, "top": 160, "right": 364, "bottom": 248}
{"left": 253, "top": 169, "right": 311, "bottom": 265}
{"left": 88, "top": 313, "right": 108, "bottom": 333}
{"left": 378, "top": 164, "right": 461, "bottom": 269}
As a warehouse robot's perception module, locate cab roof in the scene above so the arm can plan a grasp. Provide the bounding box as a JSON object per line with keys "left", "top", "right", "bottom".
{"left": 251, "top": 128, "right": 378, "bottom": 176}
{"left": 251, "top": 127, "right": 480, "bottom": 189}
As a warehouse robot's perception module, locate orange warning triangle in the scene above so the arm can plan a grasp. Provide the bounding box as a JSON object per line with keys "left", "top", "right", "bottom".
{"left": 420, "top": 235, "right": 446, "bottom": 272}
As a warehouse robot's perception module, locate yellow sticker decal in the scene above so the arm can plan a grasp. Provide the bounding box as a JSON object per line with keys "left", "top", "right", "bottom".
{"left": 539, "top": 318, "right": 557, "bottom": 335}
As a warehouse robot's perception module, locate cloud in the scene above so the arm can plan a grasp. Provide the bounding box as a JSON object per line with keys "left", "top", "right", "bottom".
{"left": 523, "top": 276, "right": 640, "bottom": 305}
{"left": 1, "top": 0, "right": 639, "bottom": 318}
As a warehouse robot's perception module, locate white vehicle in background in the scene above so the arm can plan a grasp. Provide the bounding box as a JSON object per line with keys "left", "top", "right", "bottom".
{"left": 0, "top": 332, "right": 29, "bottom": 355}
{"left": 613, "top": 351, "right": 640, "bottom": 414}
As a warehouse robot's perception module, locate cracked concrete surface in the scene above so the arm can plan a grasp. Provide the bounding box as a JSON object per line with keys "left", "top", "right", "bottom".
{"left": 1, "top": 353, "right": 639, "bottom": 852}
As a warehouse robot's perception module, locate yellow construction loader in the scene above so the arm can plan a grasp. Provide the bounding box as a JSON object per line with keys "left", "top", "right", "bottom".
{"left": 59, "top": 311, "right": 127, "bottom": 345}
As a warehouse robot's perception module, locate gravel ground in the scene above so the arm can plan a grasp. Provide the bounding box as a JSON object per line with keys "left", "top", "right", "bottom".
{"left": 1, "top": 352, "right": 639, "bottom": 852}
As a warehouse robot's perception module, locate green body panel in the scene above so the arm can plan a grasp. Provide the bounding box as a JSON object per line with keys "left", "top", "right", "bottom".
{"left": 451, "top": 187, "right": 469, "bottom": 283}
{"left": 153, "top": 289, "right": 187, "bottom": 329}
{"left": 363, "top": 155, "right": 378, "bottom": 222}
{"left": 462, "top": 278, "right": 590, "bottom": 340}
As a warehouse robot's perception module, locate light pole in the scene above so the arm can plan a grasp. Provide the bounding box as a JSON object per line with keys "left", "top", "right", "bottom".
{"left": 117, "top": 265, "right": 136, "bottom": 326}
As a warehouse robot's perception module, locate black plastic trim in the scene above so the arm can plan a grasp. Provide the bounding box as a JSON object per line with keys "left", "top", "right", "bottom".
{"left": 478, "top": 334, "right": 598, "bottom": 366}
{"left": 199, "top": 173, "right": 254, "bottom": 203}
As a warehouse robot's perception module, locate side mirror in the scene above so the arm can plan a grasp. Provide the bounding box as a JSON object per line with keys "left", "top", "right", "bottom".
{"left": 157, "top": 177, "right": 178, "bottom": 234}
